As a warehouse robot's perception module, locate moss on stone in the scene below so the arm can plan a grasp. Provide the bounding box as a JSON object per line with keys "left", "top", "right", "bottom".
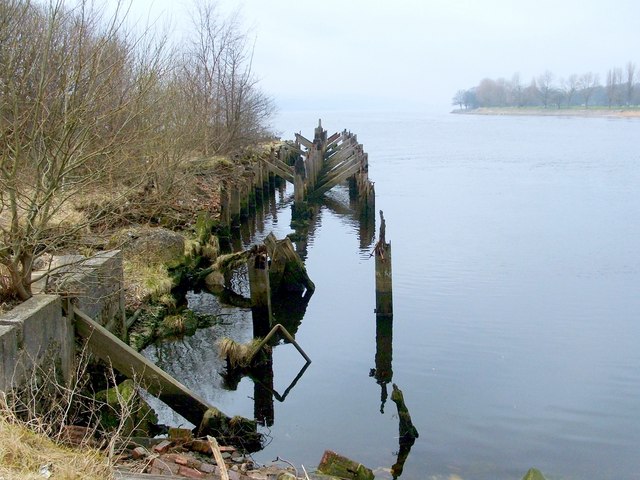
{"left": 95, "top": 379, "right": 158, "bottom": 437}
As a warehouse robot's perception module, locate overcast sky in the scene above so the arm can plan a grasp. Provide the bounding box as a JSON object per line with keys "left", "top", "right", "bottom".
{"left": 126, "top": 0, "right": 640, "bottom": 112}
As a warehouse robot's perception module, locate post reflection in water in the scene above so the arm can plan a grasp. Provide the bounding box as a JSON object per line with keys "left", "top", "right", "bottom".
{"left": 371, "top": 313, "right": 419, "bottom": 478}
{"left": 390, "top": 383, "right": 419, "bottom": 479}
{"left": 371, "top": 315, "right": 393, "bottom": 413}
{"left": 250, "top": 290, "right": 313, "bottom": 427}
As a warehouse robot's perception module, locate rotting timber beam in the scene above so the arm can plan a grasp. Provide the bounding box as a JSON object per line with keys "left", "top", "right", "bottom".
{"left": 313, "top": 161, "right": 361, "bottom": 197}
{"left": 295, "top": 133, "right": 313, "bottom": 149}
{"left": 263, "top": 155, "right": 294, "bottom": 183}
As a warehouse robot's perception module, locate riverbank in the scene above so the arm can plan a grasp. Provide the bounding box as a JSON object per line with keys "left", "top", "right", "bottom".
{"left": 452, "top": 106, "right": 640, "bottom": 118}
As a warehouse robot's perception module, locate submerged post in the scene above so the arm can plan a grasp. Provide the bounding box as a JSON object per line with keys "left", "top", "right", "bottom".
{"left": 375, "top": 210, "right": 393, "bottom": 316}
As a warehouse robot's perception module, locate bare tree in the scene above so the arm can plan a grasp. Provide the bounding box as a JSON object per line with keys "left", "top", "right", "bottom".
{"left": 537, "top": 70, "right": 554, "bottom": 108}
{"left": 0, "top": 0, "right": 166, "bottom": 300}
{"left": 625, "top": 61, "right": 636, "bottom": 106}
{"left": 182, "top": 1, "right": 274, "bottom": 155}
{"left": 452, "top": 90, "right": 466, "bottom": 109}
{"left": 509, "top": 72, "right": 524, "bottom": 107}
{"left": 562, "top": 74, "right": 579, "bottom": 107}
{"left": 578, "top": 72, "right": 599, "bottom": 108}
{"left": 606, "top": 67, "right": 623, "bottom": 107}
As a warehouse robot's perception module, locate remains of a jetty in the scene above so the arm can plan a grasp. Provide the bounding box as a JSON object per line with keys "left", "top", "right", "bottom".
{"left": 218, "top": 120, "right": 375, "bottom": 235}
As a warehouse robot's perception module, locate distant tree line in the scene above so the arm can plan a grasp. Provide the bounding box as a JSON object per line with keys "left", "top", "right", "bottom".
{"left": 0, "top": 0, "right": 275, "bottom": 300}
{"left": 453, "top": 62, "right": 639, "bottom": 110}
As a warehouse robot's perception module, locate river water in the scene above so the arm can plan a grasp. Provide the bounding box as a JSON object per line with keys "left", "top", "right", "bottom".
{"left": 144, "top": 110, "right": 640, "bottom": 480}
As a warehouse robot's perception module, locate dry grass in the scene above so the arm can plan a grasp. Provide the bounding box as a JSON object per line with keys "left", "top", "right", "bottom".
{"left": 213, "top": 251, "right": 249, "bottom": 275}
{"left": 217, "top": 337, "right": 263, "bottom": 368}
{"left": 123, "top": 260, "right": 174, "bottom": 309}
{"left": 0, "top": 414, "right": 113, "bottom": 480}
{"left": 0, "top": 346, "right": 156, "bottom": 480}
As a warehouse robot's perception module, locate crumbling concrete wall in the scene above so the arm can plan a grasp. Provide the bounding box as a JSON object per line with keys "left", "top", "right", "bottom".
{"left": 0, "top": 295, "right": 73, "bottom": 392}
{"left": 48, "top": 250, "right": 126, "bottom": 334}
{"left": 0, "top": 250, "right": 126, "bottom": 393}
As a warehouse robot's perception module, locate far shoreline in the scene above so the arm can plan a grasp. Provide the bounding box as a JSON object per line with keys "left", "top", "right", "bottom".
{"left": 451, "top": 106, "right": 640, "bottom": 118}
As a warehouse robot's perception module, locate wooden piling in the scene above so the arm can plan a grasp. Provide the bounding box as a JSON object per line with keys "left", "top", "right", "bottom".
{"left": 219, "top": 183, "right": 231, "bottom": 228}
{"left": 240, "top": 180, "right": 250, "bottom": 220}
{"left": 293, "top": 155, "right": 307, "bottom": 218}
{"left": 375, "top": 210, "right": 393, "bottom": 316}
{"left": 247, "top": 245, "right": 272, "bottom": 337}
{"left": 230, "top": 183, "right": 241, "bottom": 228}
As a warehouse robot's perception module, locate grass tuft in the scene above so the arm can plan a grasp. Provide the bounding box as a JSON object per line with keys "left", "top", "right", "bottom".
{"left": 217, "top": 337, "right": 263, "bottom": 368}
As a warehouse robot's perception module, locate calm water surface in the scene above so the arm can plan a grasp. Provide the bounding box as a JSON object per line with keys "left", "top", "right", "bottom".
{"left": 145, "top": 110, "right": 640, "bottom": 479}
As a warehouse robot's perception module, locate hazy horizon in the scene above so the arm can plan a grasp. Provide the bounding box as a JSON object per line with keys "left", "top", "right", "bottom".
{"left": 124, "top": 0, "right": 640, "bottom": 112}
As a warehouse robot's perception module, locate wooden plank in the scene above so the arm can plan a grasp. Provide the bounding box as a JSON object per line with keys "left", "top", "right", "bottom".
{"left": 325, "top": 145, "right": 355, "bottom": 165}
{"left": 295, "top": 133, "right": 313, "bottom": 149}
{"left": 321, "top": 154, "right": 359, "bottom": 181}
{"left": 207, "top": 436, "right": 230, "bottom": 480}
{"left": 313, "top": 161, "right": 361, "bottom": 196}
{"left": 73, "top": 307, "right": 211, "bottom": 426}
{"left": 262, "top": 156, "right": 294, "bottom": 182}
{"left": 324, "top": 151, "right": 355, "bottom": 173}
{"left": 326, "top": 131, "right": 340, "bottom": 145}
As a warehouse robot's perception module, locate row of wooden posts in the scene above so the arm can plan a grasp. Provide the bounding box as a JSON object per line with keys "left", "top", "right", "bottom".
{"left": 218, "top": 120, "right": 376, "bottom": 231}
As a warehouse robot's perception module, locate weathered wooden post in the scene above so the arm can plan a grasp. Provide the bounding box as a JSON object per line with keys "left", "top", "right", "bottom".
{"left": 230, "top": 182, "right": 241, "bottom": 229}
{"left": 240, "top": 178, "right": 250, "bottom": 220}
{"left": 219, "top": 183, "right": 231, "bottom": 229}
{"left": 247, "top": 244, "right": 272, "bottom": 337}
{"left": 268, "top": 148, "right": 277, "bottom": 190}
{"left": 375, "top": 210, "right": 393, "bottom": 316}
{"left": 374, "top": 210, "right": 393, "bottom": 315}
{"left": 247, "top": 171, "right": 257, "bottom": 212}
{"left": 293, "top": 155, "right": 307, "bottom": 219}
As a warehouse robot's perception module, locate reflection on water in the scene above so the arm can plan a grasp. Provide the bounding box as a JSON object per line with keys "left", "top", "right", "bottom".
{"left": 371, "top": 315, "right": 393, "bottom": 414}
{"left": 146, "top": 111, "right": 640, "bottom": 479}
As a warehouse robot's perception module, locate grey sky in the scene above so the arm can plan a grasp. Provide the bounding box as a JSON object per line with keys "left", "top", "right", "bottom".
{"left": 129, "top": 0, "right": 640, "bottom": 111}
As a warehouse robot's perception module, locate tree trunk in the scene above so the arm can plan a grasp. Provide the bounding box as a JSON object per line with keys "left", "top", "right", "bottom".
{"left": 8, "top": 259, "right": 32, "bottom": 301}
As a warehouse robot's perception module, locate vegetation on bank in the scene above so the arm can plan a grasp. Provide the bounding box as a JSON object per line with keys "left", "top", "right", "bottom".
{"left": 0, "top": 0, "right": 277, "bottom": 472}
{"left": 0, "top": 0, "right": 275, "bottom": 304}
{"left": 453, "top": 62, "right": 640, "bottom": 110}
{"left": 0, "top": 416, "right": 111, "bottom": 480}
